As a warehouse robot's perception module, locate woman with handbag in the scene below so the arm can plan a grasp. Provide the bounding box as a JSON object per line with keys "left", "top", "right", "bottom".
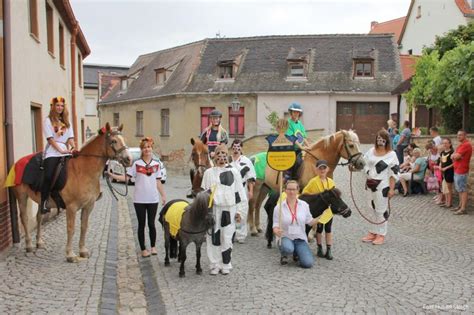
{"left": 358, "top": 129, "right": 399, "bottom": 245}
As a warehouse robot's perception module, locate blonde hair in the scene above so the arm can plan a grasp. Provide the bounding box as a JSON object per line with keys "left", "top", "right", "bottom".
{"left": 49, "top": 96, "right": 70, "bottom": 128}
{"left": 139, "top": 137, "right": 154, "bottom": 158}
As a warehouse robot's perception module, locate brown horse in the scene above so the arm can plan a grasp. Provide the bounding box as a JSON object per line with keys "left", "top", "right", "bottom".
{"left": 189, "top": 138, "right": 211, "bottom": 197}
{"left": 247, "top": 129, "right": 365, "bottom": 235}
{"left": 10, "top": 123, "right": 131, "bottom": 262}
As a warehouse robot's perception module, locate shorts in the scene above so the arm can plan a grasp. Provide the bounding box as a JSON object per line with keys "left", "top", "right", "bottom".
{"left": 454, "top": 173, "right": 468, "bottom": 192}
{"left": 442, "top": 168, "right": 454, "bottom": 183}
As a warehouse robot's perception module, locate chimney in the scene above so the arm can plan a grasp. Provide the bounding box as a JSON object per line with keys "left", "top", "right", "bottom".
{"left": 371, "top": 21, "right": 378, "bottom": 30}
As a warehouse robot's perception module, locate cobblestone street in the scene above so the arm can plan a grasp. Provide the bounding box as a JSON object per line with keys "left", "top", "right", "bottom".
{"left": 0, "top": 159, "right": 473, "bottom": 314}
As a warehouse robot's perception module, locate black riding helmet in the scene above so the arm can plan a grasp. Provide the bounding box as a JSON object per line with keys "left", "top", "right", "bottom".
{"left": 209, "top": 109, "right": 222, "bottom": 118}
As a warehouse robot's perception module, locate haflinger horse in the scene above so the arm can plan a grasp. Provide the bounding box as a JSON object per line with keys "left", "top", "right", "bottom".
{"left": 8, "top": 123, "right": 131, "bottom": 262}
{"left": 264, "top": 188, "right": 351, "bottom": 248}
{"left": 189, "top": 137, "right": 211, "bottom": 198}
{"left": 248, "top": 129, "right": 365, "bottom": 236}
{"left": 159, "top": 191, "right": 215, "bottom": 278}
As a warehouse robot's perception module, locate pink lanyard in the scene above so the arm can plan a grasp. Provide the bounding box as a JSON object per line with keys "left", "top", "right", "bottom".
{"left": 287, "top": 200, "right": 298, "bottom": 224}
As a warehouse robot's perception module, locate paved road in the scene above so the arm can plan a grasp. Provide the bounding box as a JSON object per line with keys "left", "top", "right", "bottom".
{"left": 0, "top": 151, "right": 473, "bottom": 314}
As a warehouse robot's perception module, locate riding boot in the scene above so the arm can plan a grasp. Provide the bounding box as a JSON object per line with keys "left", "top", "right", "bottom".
{"left": 39, "top": 198, "right": 50, "bottom": 214}
{"left": 317, "top": 244, "right": 325, "bottom": 258}
{"left": 325, "top": 245, "right": 333, "bottom": 260}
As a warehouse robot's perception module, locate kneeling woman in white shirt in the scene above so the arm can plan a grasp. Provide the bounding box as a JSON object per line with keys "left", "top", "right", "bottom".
{"left": 109, "top": 137, "right": 166, "bottom": 257}
{"left": 272, "top": 180, "right": 319, "bottom": 268}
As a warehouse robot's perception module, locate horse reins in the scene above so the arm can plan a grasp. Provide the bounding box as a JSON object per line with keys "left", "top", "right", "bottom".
{"left": 300, "top": 134, "right": 363, "bottom": 168}
{"left": 349, "top": 171, "right": 391, "bottom": 225}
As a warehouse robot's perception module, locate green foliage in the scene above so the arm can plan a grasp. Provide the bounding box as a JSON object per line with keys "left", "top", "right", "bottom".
{"left": 425, "top": 22, "right": 474, "bottom": 58}
{"left": 404, "top": 51, "right": 439, "bottom": 109}
{"left": 439, "top": 104, "right": 474, "bottom": 133}
{"left": 419, "top": 127, "right": 428, "bottom": 135}
{"left": 433, "top": 42, "right": 474, "bottom": 109}
{"left": 266, "top": 111, "right": 279, "bottom": 131}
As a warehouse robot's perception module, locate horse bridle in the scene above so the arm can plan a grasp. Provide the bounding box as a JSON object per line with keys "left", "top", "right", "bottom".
{"left": 319, "top": 189, "right": 351, "bottom": 217}
{"left": 74, "top": 130, "right": 128, "bottom": 161}
{"left": 302, "top": 132, "right": 362, "bottom": 168}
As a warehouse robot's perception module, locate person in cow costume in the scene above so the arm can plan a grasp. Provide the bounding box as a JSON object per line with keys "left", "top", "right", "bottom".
{"left": 201, "top": 144, "right": 247, "bottom": 275}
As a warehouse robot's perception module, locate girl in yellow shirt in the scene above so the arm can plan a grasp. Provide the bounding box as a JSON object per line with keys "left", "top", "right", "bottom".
{"left": 302, "top": 160, "right": 335, "bottom": 260}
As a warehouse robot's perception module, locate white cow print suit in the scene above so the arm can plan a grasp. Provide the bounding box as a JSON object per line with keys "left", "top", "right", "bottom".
{"left": 230, "top": 155, "right": 256, "bottom": 241}
{"left": 363, "top": 147, "right": 399, "bottom": 236}
{"left": 202, "top": 163, "right": 248, "bottom": 273}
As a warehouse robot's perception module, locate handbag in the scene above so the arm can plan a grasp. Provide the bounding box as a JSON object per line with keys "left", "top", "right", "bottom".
{"left": 426, "top": 175, "right": 439, "bottom": 193}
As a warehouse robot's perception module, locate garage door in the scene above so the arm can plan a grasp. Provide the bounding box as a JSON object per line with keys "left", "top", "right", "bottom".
{"left": 336, "top": 102, "right": 389, "bottom": 143}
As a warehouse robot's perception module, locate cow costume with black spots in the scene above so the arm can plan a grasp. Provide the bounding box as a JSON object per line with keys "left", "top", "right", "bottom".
{"left": 201, "top": 144, "right": 247, "bottom": 275}
{"left": 361, "top": 130, "right": 399, "bottom": 244}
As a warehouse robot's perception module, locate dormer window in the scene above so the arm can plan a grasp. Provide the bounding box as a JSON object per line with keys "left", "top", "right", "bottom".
{"left": 155, "top": 69, "right": 167, "bottom": 85}
{"left": 354, "top": 60, "right": 374, "bottom": 78}
{"left": 218, "top": 61, "right": 234, "bottom": 79}
{"left": 154, "top": 62, "right": 179, "bottom": 87}
{"left": 120, "top": 78, "right": 128, "bottom": 91}
{"left": 286, "top": 47, "right": 310, "bottom": 79}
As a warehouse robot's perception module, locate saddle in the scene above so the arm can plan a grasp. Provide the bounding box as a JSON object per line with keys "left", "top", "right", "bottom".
{"left": 22, "top": 152, "right": 69, "bottom": 208}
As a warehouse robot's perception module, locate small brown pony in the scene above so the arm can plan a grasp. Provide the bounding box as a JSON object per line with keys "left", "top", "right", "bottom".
{"left": 248, "top": 129, "right": 365, "bottom": 235}
{"left": 9, "top": 123, "right": 131, "bottom": 262}
{"left": 189, "top": 138, "right": 211, "bottom": 197}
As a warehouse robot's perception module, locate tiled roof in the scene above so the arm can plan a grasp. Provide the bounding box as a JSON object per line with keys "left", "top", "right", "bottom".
{"left": 186, "top": 34, "right": 402, "bottom": 94}
{"left": 84, "top": 64, "right": 129, "bottom": 88}
{"left": 399, "top": 54, "right": 420, "bottom": 80}
{"left": 455, "top": 0, "right": 474, "bottom": 16}
{"left": 100, "top": 41, "right": 205, "bottom": 104}
{"left": 369, "top": 17, "right": 406, "bottom": 42}
{"left": 100, "top": 34, "right": 402, "bottom": 104}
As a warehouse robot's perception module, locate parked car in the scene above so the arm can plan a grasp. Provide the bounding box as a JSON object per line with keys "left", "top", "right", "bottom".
{"left": 107, "top": 147, "right": 167, "bottom": 184}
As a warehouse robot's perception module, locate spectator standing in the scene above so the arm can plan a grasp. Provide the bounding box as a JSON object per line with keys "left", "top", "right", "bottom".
{"left": 452, "top": 130, "right": 472, "bottom": 215}
{"left": 396, "top": 121, "right": 412, "bottom": 164}
{"left": 439, "top": 138, "right": 454, "bottom": 208}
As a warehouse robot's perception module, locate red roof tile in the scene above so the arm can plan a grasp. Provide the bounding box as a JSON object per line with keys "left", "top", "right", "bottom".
{"left": 456, "top": 0, "right": 474, "bottom": 15}
{"left": 400, "top": 54, "right": 420, "bottom": 80}
{"left": 369, "top": 17, "right": 406, "bottom": 42}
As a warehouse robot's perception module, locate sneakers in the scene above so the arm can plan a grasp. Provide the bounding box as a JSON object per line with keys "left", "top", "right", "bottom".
{"left": 372, "top": 235, "right": 385, "bottom": 245}
{"left": 236, "top": 239, "right": 245, "bottom": 244}
{"left": 280, "top": 255, "right": 288, "bottom": 265}
{"left": 361, "top": 232, "right": 377, "bottom": 243}
{"left": 221, "top": 269, "right": 230, "bottom": 275}
{"left": 209, "top": 268, "right": 220, "bottom": 275}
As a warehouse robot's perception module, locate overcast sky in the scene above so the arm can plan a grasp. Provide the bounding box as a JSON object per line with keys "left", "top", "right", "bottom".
{"left": 70, "top": 0, "right": 409, "bottom": 67}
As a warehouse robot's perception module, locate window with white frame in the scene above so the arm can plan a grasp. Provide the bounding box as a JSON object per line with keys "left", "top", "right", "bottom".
{"left": 354, "top": 60, "right": 374, "bottom": 77}
{"left": 120, "top": 78, "right": 127, "bottom": 91}
{"left": 85, "top": 98, "right": 96, "bottom": 116}
{"left": 289, "top": 64, "right": 305, "bottom": 77}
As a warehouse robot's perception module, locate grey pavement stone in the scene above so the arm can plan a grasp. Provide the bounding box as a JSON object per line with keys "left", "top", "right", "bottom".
{"left": 0, "top": 181, "right": 113, "bottom": 313}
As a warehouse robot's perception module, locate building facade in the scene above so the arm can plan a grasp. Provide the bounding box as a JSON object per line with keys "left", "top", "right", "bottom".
{"left": 100, "top": 34, "right": 402, "bottom": 170}
{"left": 399, "top": 0, "right": 474, "bottom": 55}
{"left": 83, "top": 64, "right": 128, "bottom": 141}
{"left": 1, "top": 0, "right": 90, "bottom": 252}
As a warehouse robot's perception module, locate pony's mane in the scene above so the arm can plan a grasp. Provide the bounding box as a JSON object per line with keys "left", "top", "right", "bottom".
{"left": 307, "top": 129, "right": 360, "bottom": 151}
{"left": 188, "top": 191, "right": 210, "bottom": 220}
{"left": 80, "top": 134, "right": 100, "bottom": 149}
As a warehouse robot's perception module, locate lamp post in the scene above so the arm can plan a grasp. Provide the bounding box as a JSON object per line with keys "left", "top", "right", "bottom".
{"left": 231, "top": 96, "right": 241, "bottom": 112}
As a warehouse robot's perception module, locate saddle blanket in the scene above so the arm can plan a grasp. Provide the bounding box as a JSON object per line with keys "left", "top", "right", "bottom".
{"left": 165, "top": 201, "right": 188, "bottom": 238}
